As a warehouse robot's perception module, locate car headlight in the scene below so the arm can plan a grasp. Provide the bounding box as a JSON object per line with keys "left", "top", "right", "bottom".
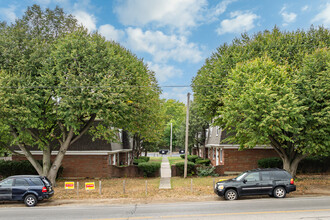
{"left": 216, "top": 184, "right": 224, "bottom": 190}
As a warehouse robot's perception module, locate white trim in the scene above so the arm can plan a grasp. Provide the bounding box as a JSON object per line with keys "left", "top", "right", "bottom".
{"left": 15, "top": 150, "right": 132, "bottom": 156}
{"left": 205, "top": 144, "right": 273, "bottom": 149}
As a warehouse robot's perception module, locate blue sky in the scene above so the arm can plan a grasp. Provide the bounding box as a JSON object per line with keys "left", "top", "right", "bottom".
{"left": 0, "top": 0, "right": 329, "bottom": 103}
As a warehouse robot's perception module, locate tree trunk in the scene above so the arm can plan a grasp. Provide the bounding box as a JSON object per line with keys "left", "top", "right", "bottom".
{"left": 42, "top": 147, "right": 51, "bottom": 176}
{"left": 282, "top": 154, "right": 305, "bottom": 177}
{"left": 47, "top": 128, "right": 74, "bottom": 185}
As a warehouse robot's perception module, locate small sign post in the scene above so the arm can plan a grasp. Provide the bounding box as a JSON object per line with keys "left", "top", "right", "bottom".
{"left": 65, "top": 182, "right": 75, "bottom": 189}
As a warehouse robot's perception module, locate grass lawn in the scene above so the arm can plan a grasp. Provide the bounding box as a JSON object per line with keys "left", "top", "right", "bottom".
{"left": 168, "top": 157, "right": 185, "bottom": 165}
{"left": 149, "top": 157, "right": 162, "bottom": 163}
{"left": 53, "top": 174, "right": 330, "bottom": 201}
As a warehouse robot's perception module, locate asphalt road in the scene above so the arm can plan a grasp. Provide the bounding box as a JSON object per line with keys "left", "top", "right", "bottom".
{"left": 0, "top": 196, "right": 329, "bottom": 220}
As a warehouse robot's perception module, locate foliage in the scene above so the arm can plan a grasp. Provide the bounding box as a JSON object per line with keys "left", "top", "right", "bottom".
{"left": 175, "top": 161, "right": 195, "bottom": 176}
{"left": 192, "top": 26, "right": 330, "bottom": 177}
{"left": 137, "top": 162, "right": 161, "bottom": 177}
{"left": 195, "top": 159, "right": 211, "bottom": 166}
{"left": 0, "top": 160, "right": 63, "bottom": 178}
{"left": 258, "top": 157, "right": 283, "bottom": 169}
{"left": 196, "top": 165, "right": 218, "bottom": 177}
{"left": 138, "top": 156, "right": 150, "bottom": 162}
{"left": 180, "top": 155, "right": 200, "bottom": 163}
{"left": 0, "top": 5, "right": 163, "bottom": 184}
{"left": 133, "top": 156, "right": 150, "bottom": 165}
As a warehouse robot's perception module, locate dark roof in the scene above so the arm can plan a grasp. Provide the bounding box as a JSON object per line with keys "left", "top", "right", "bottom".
{"left": 7, "top": 175, "right": 42, "bottom": 178}
{"left": 246, "top": 168, "right": 284, "bottom": 172}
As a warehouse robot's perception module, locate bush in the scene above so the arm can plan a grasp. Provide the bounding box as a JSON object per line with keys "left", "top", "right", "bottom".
{"left": 139, "top": 156, "right": 150, "bottom": 162}
{"left": 175, "top": 162, "right": 195, "bottom": 176}
{"left": 0, "top": 160, "right": 63, "bottom": 179}
{"left": 179, "top": 155, "right": 200, "bottom": 163}
{"left": 137, "top": 162, "right": 161, "bottom": 177}
{"left": 197, "top": 165, "right": 219, "bottom": 177}
{"left": 133, "top": 156, "right": 150, "bottom": 165}
{"left": 258, "top": 157, "right": 282, "bottom": 168}
{"left": 258, "top": 156, "right": 330, "bottom": 173}
{"left": 195, "top": 159, "right": 211, "bottom": 166}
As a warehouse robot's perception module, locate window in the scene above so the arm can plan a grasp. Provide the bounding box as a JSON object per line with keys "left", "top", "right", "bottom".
{"left": 30, "top": 178, "right": 44, "bottom": 186}
{"left": 245, "top": 172, "right": 260, "bottom": 182}
{"left": 261, "top": 172, "right": 271, "bottom": 181}
{"left": 0, "top": 178, "right": 13, "bottom": 187}
{"left": 220, "top": 148, "right": 223, "bottom": 163}
{"left": 14, "top": 179, "right": 29, "bottom": 187}
{"left": 271, "top": 171, "right": 290, "bottom": 180}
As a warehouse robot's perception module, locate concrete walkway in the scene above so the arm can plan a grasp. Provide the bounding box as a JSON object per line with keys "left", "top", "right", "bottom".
{"left": 159, "top": 157, "right": 172, "bottom": 189}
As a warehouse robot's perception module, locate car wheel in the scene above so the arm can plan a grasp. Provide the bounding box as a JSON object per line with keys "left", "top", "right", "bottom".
{"left": 273, "top": 186, "right": 286, "bottom": 198}
{"left": 24, "top": 194, "right": 37, "bottom": 207}
{"left": 225, "top": 189, "right": 238, "bottom": 200}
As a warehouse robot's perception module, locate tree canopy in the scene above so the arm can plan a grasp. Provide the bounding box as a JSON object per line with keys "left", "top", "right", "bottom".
{"left": 0, "top": 5, "right": 163, "bottom": 183}
{"left": 192, "top": 27, "right": 329, "bottom": 176}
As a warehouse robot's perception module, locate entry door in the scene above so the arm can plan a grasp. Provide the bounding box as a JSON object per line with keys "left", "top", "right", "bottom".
{"left": 216, "top": 149, "right": 219, "bottom": 166}
{"left": 0, "top": 178, "right": 13, "bottom": 200}
{"left": 12, "top": 179, "right": 29, "bottom": 200}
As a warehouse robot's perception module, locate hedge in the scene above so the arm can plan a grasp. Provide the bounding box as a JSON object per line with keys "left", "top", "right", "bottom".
{"left": 175, "top": 161, "right": 195, "bottom": 176}
{"left": 0, "top": 160, "right": 63, "bottom": 179}
{"left": 139, "top": 156, "right": 150, "bottom": 162}
{"left": 137, "top": 162, "right": 161, "bottom": 177}
{"left": 179, "top": 155, "right": 200, "bottom": 163}
{"left": 258, "top": 156, "right": 330, "bottom": 173}
{"left": 133, "top": 156, "right": 150, "bottom": 165}
{"left": 195, "top": 159, "right": 211, "bottom": 166}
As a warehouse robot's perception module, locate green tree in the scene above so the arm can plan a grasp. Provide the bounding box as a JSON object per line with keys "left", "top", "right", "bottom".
{"left": 193, "top": 27, "right": 330, "bottom": 176}
{"left": 0, "top": 5, "right": 162, "bottom": 184}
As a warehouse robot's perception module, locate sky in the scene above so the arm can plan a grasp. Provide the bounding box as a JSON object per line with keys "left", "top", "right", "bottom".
{"left": 0, "top": 0, "right": 329, "bottom": 103}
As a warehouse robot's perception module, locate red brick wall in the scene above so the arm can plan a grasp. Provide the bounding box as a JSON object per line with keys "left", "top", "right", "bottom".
{"left": 223, "top": 149, "right": 278, "bottom": 172}
{"left": 12, "top": 154, "right": 160, "bottom": 178}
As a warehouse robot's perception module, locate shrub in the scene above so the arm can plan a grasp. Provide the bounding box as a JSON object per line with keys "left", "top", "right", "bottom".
{"left": 137, "top": 162, "right": 161, "bottom": 177}
{"left": 197, "top": 165, "right": 219, "bottom": 177}
{"left": 179, "top": 155, "right": 200, "bottom": 163}
{"left": 195, "top": 159, "right": 211, "bottom": 166}
{"left": 258, "top": 157, "right": 282, "bottom": 168}
{"left": 0, "top": 160, "right": 63, "bottom": 179}
{"left": 175, "top": 162, "right": 195, "bottom": 176}
{"left": 139, "top": 156, "right": 150, "bottom": 162}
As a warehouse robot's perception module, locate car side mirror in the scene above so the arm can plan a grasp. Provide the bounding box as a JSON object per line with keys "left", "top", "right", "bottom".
{"left": 243, "top": 179, "right": 247, "bottom": 184}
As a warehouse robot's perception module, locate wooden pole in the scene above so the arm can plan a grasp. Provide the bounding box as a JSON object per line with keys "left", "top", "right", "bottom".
{"left": 184, "top": 93, "right": 190, "bottom": 178}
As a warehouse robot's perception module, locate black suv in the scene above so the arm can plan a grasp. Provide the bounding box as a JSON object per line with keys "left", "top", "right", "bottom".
{"left": 0, "top": 175, "right": 54, "bottom": 207}
{"left": 214, "top": 168, "right": 296, "bottom": 200}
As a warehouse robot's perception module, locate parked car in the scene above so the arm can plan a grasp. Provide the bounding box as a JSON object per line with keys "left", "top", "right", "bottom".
{"left": 214, "top": 168, "right": 296, "bottom": 200}
{"left": 159, "top": 149, "right": 169, "bottom": 155}
{"left": 0, "top": 175, "right": 54, "bottom": 207}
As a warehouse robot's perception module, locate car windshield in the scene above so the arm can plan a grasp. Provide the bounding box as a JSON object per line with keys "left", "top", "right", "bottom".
{"left": 235, "top": 172, "right": 248, "bottom": 181}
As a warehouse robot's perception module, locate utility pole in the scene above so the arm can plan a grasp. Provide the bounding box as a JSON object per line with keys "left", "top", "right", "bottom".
{"left": 184, "top": 93, "right": 190, "bottom": 178}
{"left": 170, "top": 122, "right": 173, "bottom": 157}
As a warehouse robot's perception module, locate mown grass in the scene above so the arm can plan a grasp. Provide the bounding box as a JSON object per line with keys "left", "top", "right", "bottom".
{"left": 168, "top": 157, "right": 184, "bottom": 165}
{"left": 53, "top": 174, "right": 329, "bottom": 200}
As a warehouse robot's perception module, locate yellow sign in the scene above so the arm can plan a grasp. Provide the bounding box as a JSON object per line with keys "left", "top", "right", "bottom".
{"left": 85, "top": 182, "right": 95, "bottom": 190}
{"left": 65, "top": 182, "right": 74, "bottom": 189}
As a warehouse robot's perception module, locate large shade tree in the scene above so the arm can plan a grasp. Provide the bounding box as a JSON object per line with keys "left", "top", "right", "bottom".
{"left": 192, "top": 27, "right": 329, "bottom": 176}
{"left": 0, "top": 5, "right": 162, "bottom": 184}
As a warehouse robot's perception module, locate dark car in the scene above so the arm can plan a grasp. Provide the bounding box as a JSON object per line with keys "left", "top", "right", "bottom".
{"left": 159, "top": 149, "right": 169, "bottom": 155}
{"left": 214, "top": 168, "right": 296, "bottom": 200}
{"left": 0, "top": 175, "right": 54, "bottom": 207}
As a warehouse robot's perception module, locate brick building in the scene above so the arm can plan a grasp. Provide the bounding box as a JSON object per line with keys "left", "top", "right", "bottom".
{"left": 193, "top": 126, "right": 278, "bottom": 175}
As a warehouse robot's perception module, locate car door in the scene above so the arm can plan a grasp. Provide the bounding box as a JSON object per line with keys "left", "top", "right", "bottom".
{"left": 259, "top": 172, "right": 274, "bottom": 194}
{"left": 0, "top": 178, "right": 13, "bottom": 200}
{"left": 241, "top": 172, "right": 261, "bottom": 195}
{"left": 12, "top": 178, "right": 30, "bottom": 200}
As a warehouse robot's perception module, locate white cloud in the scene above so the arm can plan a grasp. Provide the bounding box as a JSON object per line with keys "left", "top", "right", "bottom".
{"left": 312, "top": 3, "right": 330, "bottom": 28}
{"left": 125, "top": 28, "right": 203, "bottom": 63}
{"left": 99, "top": 24, "right": 125, "bottom": 42}
{"left": 114, "top": 0, "right": 207, "bottom": 31}
{"left": 301, "top": 5, "right": 309, "bottom": 12}
{"left": 216, "top": 11, "right": 259, "bottom": 35}
{"left": 161, "top": 87, "right": 190, "bottom": 104}
{"left": 73, "top": 10, "right": 97, "bottom": 32}
{"left": 211, "top": 0, "right": 236, "bottom": 17}
{"left": 147, "top": 62, "right": 183, "bottom": 83}
{"left": 0, "top": 5, "right": 17, "bottom": 23}
{"left": 280, "top": 6, "right": 297, "bottom": 26}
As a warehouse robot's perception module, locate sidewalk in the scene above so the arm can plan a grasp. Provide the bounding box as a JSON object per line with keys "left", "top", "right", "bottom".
{"left": 159, "top": 157, "right": 171, "bottom": 189}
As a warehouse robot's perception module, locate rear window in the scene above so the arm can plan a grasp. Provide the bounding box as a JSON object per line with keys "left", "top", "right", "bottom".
{"left": 271, "top": 171, "right": 290, "bottom": 180}
{"left": 261, "top": 172, "right": 271, "bottom": 180}
{"left": 30, "top": 178, "right": 44, "bottom": 186}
